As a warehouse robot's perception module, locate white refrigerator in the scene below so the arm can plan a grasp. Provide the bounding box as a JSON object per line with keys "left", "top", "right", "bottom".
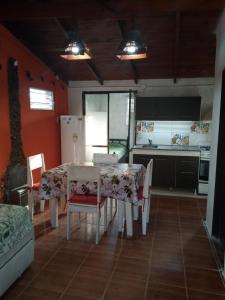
{"left": 60, "top": 115, "right": 84, "bottom": 164}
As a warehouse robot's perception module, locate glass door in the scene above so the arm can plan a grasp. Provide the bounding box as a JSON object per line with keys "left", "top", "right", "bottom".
{"left": 129, "top": 91, "right": 136, "bottom": 150}
{"left": 109, "top": 92, "right": 130, "bottom": 162}
{"left": 84, "top": 93, "right": 108, "bottom": 162}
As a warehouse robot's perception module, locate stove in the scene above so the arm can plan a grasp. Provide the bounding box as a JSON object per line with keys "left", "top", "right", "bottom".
{"left": 198, "top": 146, "right": 210, "bottom": 195}
{"left": 200, "top": 146, "right": 210, "bottom": 151}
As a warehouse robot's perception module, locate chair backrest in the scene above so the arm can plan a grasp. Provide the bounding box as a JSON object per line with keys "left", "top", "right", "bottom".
{"left": 27, "top": 153, "right": 45, "bottom": 186}
{"left": 93, "top": 153, "right": 118, "bottom": 164}
{"left": 143, "top": 159, "right": 153, "bottom": 199}
{"left": 67, "top": 165, "right": 101, "bottom": 203}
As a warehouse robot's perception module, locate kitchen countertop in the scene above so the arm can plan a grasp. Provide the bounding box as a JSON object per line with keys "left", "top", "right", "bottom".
{"left": 133, "top": 144, "right": 200, "bottom": 151}
{"left": 130, "top": 144, "right": 200, "bottom": 159}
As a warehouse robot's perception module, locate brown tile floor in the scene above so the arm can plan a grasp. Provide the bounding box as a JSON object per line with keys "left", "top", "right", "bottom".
{"left": 2, "top": 195, "right": 225, "bottom": 300}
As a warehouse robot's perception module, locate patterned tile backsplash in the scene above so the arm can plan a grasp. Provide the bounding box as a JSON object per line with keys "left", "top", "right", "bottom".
{"left": 136, "top": 121, "right": 211, "bottom": 146}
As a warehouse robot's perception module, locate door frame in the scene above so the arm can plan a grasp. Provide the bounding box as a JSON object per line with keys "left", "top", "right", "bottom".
{"left": 212, "top": 68, "right": 225, "bottom": 250}
{"left": 82, "top": 90, "right": 137, "bottom": 153}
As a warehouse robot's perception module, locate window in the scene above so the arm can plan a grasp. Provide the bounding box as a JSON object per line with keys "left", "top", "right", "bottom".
{"left": 29, "top": 88, "right": 54, "bottom": 110}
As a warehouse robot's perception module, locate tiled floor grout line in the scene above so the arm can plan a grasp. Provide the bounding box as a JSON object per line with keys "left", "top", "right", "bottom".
{"left": 6, "top": 197, "right": 225, "bottom": 299}
{"left": 143, "top": 198, "right": 159, "bottom": 300}
{"left": 14, "top": 238, "right": 68, "bottom": 299}
{"left": 178, "top": 198, "right": 189, "bottom": 300}
{"left": 196, "top": 198, "right": 225, "bottom": 289}
{"left": 100, "top": 233, "right": 124, "bottom": 300}
{"left": 57, "top": 206, "right": 121, "bottom": 300}
{"left": 197, "top": 203, "right": 225, "bottom": 291}
{"left": 14, "top": 211, "right": 92, "bottom": 299}
{"left": 58, "top": 243, "right": 95, "bottom": 300}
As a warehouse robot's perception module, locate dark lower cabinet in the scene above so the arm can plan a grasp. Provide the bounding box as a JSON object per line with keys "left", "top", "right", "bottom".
{"left": 152, "top": 156, "right": 175, "bottom": 188}
{"left": 133, "top": 154, "right": 199, "bottom": 191}
{"left": 175, "top": 156, "right": 199, "bottom": 190}
{"left": 133, "top": 154, "right": 175, "bottom": 188}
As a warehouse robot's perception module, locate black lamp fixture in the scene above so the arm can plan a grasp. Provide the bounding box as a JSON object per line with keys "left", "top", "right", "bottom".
{"left": 116, "top": 29, "right": 147, "bottom": 60}
{"left": 60, "top": 31, "right": 91, "bottom": 60}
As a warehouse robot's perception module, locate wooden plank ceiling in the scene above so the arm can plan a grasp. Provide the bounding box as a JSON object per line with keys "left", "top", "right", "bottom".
{"left": 0, "top": 0, "right": 224, "bottom": 84}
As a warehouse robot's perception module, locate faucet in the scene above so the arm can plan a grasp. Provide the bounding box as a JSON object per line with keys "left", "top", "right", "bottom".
{"left": 148, "top": 139, "right": 152, "bottom": 145}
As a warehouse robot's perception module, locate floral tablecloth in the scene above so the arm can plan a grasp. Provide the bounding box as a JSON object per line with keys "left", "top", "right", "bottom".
{"left": 40, "top": 163, "right": 146, "bottom": 205}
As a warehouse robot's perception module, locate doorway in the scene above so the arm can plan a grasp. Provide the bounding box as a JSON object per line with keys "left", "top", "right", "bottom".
{"left": 212, "top": 68, "right": 225, "bottom": 262}
{"left": 83, "top": 91, "right": 135, "bottom": 162}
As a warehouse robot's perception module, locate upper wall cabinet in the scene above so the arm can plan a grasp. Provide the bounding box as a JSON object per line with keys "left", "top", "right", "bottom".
{"left": 136, "top": 97, "right": 201, "bottom": 121}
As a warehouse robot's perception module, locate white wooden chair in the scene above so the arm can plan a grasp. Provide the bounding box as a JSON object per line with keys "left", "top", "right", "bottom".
{"left": 66, "top": 165, "right": 107, "bottom": 244}
{"left": 27, "top": 153, "right": 46, "bottom": 219}
{"left": 93, "top": 153, "right": 118, "bottom": 164}
{"left": 93, "top": 153, "right": 118, "bottom": 221}
{"left": 137, "top": 159, "right": 153, "bottom": 235}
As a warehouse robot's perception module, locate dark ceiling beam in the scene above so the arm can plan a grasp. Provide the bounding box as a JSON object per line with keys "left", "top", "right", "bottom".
{"left": 86, "top": 61, "right": 104, "bottom": 85}
{"left": 55, "top": 18, "right": 104, "bottom": 85}
{"left": 130, "top": 61, "right": 138, "bottom": 85}
{"left": 0, "top": 1, "right": 223, "bottom": 21}
{"left": 95, "top": 0, "right": 116, "bottom": 13}
{"left": 118, "top": 20, "right": 138, "bottom": 84}
{"left": 54, "top": 18, "right": 70, "bottom": 38}
{"left": 173, "top": 11, "right": 181, "bottom": 84}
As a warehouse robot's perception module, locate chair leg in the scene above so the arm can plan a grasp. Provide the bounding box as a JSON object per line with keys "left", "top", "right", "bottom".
{"left": 96, "top": 208, "right": 100, "bottom": 244}
{"left": 125, "top": 202, "right": 133, "bottom": 237}
{"left": 104, "top": 202, "right": 107, "bottom": 232}
{"left": 67, "top": 209, "right": 72, "bottom": 240}
{"left": 28, "top": 192, "right": 34, "bottom": 219}
{"left": 114, "top": 198, "right": 117, "bottom": 215}
{"left": 40, "top": 199, "right": 45, "bottom": 212}
{"left": 118, "top": 201, "right": 124, "bottom": 232}
{"left": 142, "top": 202, "right": 147, "bottom": 235}
{"left": 109, "top": 198, "right": 113, "bottom": 222}
{"left": 133, "top": 203, "right": 139, "bottom": 221}
{"left": 147, "top": 198, "right": 151, "bottom": 223}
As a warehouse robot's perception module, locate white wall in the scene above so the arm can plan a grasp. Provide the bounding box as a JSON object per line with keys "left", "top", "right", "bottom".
{"left": 206, "top": 10, "right": 225, "bottom": 236}
{"left": 68, "top": 78, "right": 214, "bottom": 120}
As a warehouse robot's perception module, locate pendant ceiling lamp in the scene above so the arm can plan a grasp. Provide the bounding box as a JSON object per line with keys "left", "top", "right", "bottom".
{"left": 116, "top": 29, "right": 147, "bottom": 60}
{"left": 60, "top": 31, "right": 91, "bottom": 60}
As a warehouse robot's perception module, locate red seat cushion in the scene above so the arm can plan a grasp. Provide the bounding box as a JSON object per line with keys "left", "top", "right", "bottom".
{"left": 137, "top": 186, "right": 151, "bottom": 200}
{"left": 28, "top": 182, "right": 40, "bottom": 192}
{"left": 69, "top": 194, "right": 106, "bottom": 205}
{"left": 137, "top": 186, "right": 144, "bottom": 200}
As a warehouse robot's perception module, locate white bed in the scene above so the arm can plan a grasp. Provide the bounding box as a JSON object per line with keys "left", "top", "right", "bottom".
{"left": 0, "top": 204, "right": 34, "bottom": 297}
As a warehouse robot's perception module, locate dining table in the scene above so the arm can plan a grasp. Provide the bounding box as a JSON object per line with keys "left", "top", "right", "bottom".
{"left": 39, "top": 162, "right": 146, "bottom": 237}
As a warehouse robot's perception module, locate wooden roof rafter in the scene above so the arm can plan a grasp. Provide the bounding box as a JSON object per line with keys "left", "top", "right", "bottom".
{"left": 173, "top": 11, "right": 181, "bottom": 84}
{"left": 0, "top": 1, "right": 223, "bottom": 21}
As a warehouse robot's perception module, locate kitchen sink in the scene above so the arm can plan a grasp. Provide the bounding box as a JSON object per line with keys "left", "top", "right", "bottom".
{"left": 142, "top": 144, "right": 158, "bottom": 149}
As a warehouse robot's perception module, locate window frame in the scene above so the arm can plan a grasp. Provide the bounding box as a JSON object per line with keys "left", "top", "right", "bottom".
{"left": 29, "top": 87, "right": 54, "bottom": 111}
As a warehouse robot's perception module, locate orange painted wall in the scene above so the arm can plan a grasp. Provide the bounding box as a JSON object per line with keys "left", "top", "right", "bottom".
{"left": 0, "top": 25, "right": 68, "bottom": 191}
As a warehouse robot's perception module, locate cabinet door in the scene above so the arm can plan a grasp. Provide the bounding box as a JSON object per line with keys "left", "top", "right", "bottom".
{"left": 136, "top": 98, "right": 159, "bottom": 120}
{"left": 153, "top": 156, "right": 175, "bottom": 188}
{"left": 175, "top": 156, "right": 199, "bottom": 190}
{"left": 133, "top": 154, "right": 151, "bottom": 167}
{"left": 133, "top": 154, "right": 175, "bottom": 188}
{"left": 135, "top": 97, "right": 201, "bottom": 121}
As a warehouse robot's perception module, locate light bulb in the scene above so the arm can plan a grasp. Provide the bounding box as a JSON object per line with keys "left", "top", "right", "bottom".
{"left": 65, "top": 42, "right": 80, "bottom": 54}
{"left": 71, "top": 45, "right": 80, "bottom": 54}
{"left": 124, "top": 41, "right": 138, "bottom": 54}
{"left": 127, "top": 45, "right": 136, "bottom": 53}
